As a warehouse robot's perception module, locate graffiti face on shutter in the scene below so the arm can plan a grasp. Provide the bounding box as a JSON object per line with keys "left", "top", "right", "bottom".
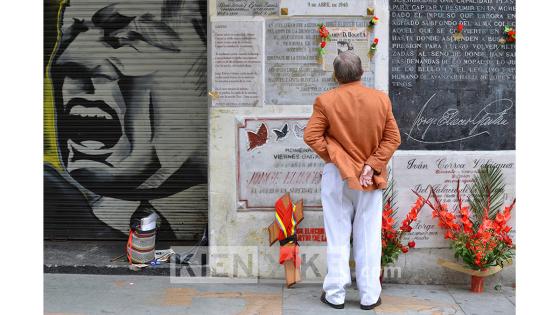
{"left": 44, "top": 0, "right": 208, "bottom": 239}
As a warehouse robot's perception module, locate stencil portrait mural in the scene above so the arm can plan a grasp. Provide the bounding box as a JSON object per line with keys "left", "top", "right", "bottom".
{"left": 44, "top": 0, "right": 208, "bottom": 240}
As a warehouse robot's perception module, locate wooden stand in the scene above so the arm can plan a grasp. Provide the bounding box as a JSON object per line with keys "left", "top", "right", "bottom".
{"left": 282, "top": 243, "right": 301, "bottom": 288}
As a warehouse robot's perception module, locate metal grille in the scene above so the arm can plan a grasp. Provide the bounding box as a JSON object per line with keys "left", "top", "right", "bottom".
{"left": 44, "top": 0, "right": 208, "bottom": 241}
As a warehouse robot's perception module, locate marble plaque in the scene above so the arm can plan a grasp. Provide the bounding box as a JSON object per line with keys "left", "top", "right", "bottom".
{"left": 237, "top": 118, "right": 324, "bottom": 210}
{"left": 266, "top": 18, "right": 376, "bottom": 105}
{"left": 211, "top": 19, "right": 264, "bottom": 107}
{"left": 217, "top": 0, "right": 278, "bottom": 16}
{"left": 279, "top": 0, "right": 368, "bottom": 16}
{"left": 392, "top": 151, "right": 516, "bottom": 248}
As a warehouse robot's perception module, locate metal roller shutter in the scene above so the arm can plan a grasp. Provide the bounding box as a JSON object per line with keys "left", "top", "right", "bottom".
{"left": 44, "top": 0, "right": 208, "bottom": 240}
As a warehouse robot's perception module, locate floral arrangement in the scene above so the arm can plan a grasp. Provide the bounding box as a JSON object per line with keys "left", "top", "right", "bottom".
{"left": 369, "top": 38, "right": 379, "bottom": 57}
{"left": 453, "top": 22, "right": 464, "bottom": 41}
{"left": 317, "top": 23, "right": 331, "bottom": 61}
{"left": 381, "top": 194, "right": 426, "bottom": 266}
{"left": 498, "top": 25, "right": 515, "bottom": 44}
{"left": 368, "top": 16, "right": 379, "bottom": 28}
{"left": 416, "top": 165, "right": 515, "bottom": 270}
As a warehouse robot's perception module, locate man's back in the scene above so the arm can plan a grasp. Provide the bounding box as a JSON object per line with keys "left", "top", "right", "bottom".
{"left": 307, "top": 52, "right": 398, "bottom": 309}
{"left": 304, "top": 80, "right": 401, "bottom": 191}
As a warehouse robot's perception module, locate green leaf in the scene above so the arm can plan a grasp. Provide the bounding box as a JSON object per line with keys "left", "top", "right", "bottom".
{"left": 383, "top": 168, "right": 398, "bottom": 211}
{"left": 468, "top": 164, "right": 505, "bottom": 226}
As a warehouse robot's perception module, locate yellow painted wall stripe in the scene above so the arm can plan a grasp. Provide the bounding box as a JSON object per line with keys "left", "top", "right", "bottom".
{"left": 43, "top": 0, "right": 67, "bottom": 171}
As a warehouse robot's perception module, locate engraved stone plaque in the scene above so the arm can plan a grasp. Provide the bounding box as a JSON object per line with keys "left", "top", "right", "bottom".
{"left": 266, "top": 18, "right": 377, "bottom": 105}
{"left": 279, "top": 0, "right": 368, "bottom": 16}
{"left": 217, "top": 0, "right": 278, "bottom": 16}
{"left": 211, "top": 19, "right": 264, "bottom": 107}
{"left": 237, "top": 117, "right": 324, "bottom": 210}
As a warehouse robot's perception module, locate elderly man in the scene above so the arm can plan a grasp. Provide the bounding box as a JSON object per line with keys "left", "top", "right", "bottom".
{"left": 304, "top": 51, "right": 401, "bottom": 310}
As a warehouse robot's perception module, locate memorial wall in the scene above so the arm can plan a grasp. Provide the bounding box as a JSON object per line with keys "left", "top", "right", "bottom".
{"left": 208, "top": 0, "right": 515, "bottom": 283}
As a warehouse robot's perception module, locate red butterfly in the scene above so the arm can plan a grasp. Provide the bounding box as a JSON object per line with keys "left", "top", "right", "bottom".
{"left": 247, "top": 123, "right": 268, "bottom": 151}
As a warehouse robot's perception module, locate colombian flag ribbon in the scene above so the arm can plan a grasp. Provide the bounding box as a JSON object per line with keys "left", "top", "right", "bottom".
{"left": 274, "top": 195, "right": 300, "bottom": 266}
{"left": 274, "top": 196, "right": 296, "bottom": 242}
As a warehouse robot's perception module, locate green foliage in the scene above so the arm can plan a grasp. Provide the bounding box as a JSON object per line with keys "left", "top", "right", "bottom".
{"left": 382, "top": 168, "right": 397, "bottom": 211}
{"left": 381, "top": 168, "right": 401, "bottom": 267}
{"left": 468, "top": 165, "right": 505, "bottom": 227}
{"left": 451, "top": 235, "right": 475, "bottom": 267}
{"left": 450, "top": 234, "right": 515, "bottom": 270}
{"left": 381, "top": 242, "right": 401, "bottom": 266}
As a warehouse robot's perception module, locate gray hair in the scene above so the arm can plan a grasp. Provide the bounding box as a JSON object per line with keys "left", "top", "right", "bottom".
{"left": 333, "top": 51, "right": 363, "bottom": 84}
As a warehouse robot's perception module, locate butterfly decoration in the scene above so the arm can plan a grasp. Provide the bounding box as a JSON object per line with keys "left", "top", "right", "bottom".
{"left": 208, "top": 91, "right": 220, "bottom": 100}
{"left": 293, "top": 123, "right": 306, "bottom": 139}
{"left": 273, "top": 124, "right": 289, "bottom": 141}
{"left": 247, "top": 123, "right": 268, "bottom": 151}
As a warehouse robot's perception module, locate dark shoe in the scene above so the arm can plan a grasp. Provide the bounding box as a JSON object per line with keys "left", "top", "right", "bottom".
{"left": 360, "top": 297, "right": 382, "bottom": 310}
{"left": 321, "top": 292, "right": 344, "bottom": 309}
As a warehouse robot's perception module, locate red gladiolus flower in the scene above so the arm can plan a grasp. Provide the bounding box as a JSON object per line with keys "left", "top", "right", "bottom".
{"left": 480, "top": 218, "right": 493, "bottom": 231}
{"left": 459, "top": 207, "right": 473, "bottom": 234}
{"left": 319, "top": 26, "right": 329, "bottom": 38}
{"left": 373, "top": 38, "right": 379, "bottom": 45}
{"left": 320, "top": 41, "right": 326, "bottom": 48}
{"left": 381, "top": 196, "right": 425, "bottom": 265}
{"left": 474, "top": 252, "right": 483, "bottom": 267}
{"left": 383, "top": 215, "right": 395, "bottom": 231}
{"left": 400, "top": 224, "right": 412, "bottom": 232}
{"left": 408, "top": 241, "right": 416, "bottom": 248}
{"left": 444, "top": 230, "right": 454, "bottom": 239}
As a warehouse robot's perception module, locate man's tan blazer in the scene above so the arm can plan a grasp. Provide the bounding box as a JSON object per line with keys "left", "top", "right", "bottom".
{"left": 304, "top": 80, "right": 401, "bottom": 191}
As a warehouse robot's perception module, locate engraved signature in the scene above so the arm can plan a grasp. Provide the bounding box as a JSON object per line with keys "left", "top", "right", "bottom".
{"left": 404, "top": 93, "right": 513, "bottom": 144}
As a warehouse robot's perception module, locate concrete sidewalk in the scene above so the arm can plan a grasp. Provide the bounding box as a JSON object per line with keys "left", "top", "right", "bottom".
{"left": 44, "top": 274, "right": 515, "bottom": 315}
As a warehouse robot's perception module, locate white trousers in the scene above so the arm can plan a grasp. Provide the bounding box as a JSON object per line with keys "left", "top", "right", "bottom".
{"left": 321, "top": 163, "right": 383, "bottom": 306}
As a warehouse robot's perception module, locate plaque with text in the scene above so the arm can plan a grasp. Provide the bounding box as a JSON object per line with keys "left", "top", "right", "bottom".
{"left": 266, "top": 18, "right": 376, "bottom": 105}
{"left": 217, "top": 0, "right": 278, "bottom": 16}
{"left": 392, "top": 151, "right": 516, "bottom": 248}
{"left": 237, "top": 118, "right": 324, "bottom": 210}
{"left": 211, "top": 19, "right": 264, "bottom": 107}
{"left": 322, "top": 27, "right": 370, "bottom": 71}
{"left": 279, "top": 0, "right": 368, "bottom": 16}
{"left": 390, "top": 0, "right": 516, "bottom": 150}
